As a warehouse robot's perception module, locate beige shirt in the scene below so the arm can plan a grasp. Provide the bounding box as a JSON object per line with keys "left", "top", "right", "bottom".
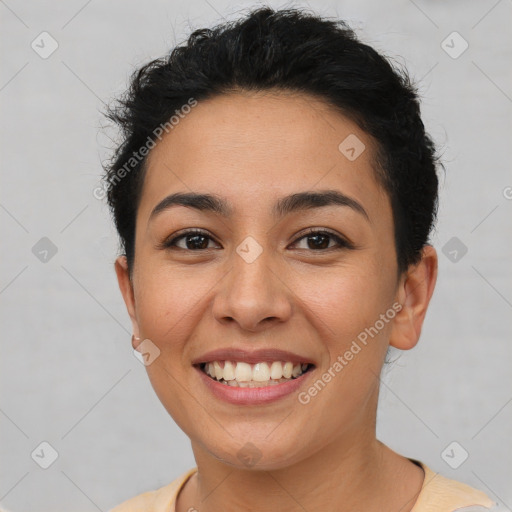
{"left": 109, "top": 460, "right": 499, "bottom": 512}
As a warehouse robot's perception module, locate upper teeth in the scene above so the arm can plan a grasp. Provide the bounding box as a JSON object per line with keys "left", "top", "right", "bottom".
{"left": 204, "top": 361, "right": 309, "bottom": 382}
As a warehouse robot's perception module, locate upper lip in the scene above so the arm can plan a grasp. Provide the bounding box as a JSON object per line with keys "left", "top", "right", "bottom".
{"left": 191, "top": 348, "right": 316, "bottom": 366}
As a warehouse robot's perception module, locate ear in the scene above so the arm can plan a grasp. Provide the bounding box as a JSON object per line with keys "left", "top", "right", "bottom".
{"left": 114, "top": 255, "right": 140, "bottom": 349}
{"left": 389, "top": 245, "right": 438, "bottom": 351}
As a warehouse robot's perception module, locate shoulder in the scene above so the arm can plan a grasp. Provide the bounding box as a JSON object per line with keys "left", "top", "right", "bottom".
{"left": 108, "top": 468, "right": 197, "bottom": 512}
{"left": 411, "top": 460, "right": 503, "bottom": 512}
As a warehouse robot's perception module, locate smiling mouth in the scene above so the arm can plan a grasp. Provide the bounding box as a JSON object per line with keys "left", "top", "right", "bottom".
{"left": 198, "top": 360, "right": 314, "bottom": 387}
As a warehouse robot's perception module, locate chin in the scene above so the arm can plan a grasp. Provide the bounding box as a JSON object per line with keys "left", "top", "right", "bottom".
{"left": 200, "top": 434, "right": 309, "bottom": 471}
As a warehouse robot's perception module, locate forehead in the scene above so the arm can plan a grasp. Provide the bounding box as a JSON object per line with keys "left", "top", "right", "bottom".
{"left": 139, "top": 91, "right": 390, "bottom": 222}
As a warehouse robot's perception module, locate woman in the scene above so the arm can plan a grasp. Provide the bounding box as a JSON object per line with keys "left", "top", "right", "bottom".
{"left": 105, "top": 7, "right": 498, "bottom": 512}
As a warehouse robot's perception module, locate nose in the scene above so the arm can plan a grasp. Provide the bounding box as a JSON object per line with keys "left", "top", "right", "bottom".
{"left": 212, "top": 243, "right": 293, "bottom": 333}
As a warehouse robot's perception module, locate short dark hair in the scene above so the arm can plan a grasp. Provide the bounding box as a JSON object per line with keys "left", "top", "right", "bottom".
{"left": 103, "top": 6, "right": 440, "bottom": 275}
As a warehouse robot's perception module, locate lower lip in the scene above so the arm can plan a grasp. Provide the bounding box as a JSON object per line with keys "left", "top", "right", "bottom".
{"left": 195, "top": 366, "right": 313, "bottom": 405}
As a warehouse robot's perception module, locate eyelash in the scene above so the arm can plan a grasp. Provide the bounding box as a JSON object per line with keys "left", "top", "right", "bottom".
{"left": 160, "top": 227, "right": 354, "bottom": 252}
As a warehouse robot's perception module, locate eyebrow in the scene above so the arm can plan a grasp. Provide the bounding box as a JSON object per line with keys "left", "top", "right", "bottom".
{"left": 149, "top": 189, "right": 370, "bottom": 223}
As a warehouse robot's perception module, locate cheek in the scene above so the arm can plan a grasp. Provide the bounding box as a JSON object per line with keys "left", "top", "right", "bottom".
{"left": 293, "top": 261, "right": 394, "bottom": 342}
{"left": 132, "top": 262, "right": 226, "bottom": 362}
{"left": 133, "top": 267, "right": 199, "bottom": 349}
{"left": 132, "top": 267, "right": 204, "bottom": 424}
{"left": 291, "top": 267, "right": 392, "bottom": 426}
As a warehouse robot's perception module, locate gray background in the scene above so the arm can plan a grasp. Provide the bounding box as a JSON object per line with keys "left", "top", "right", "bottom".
{"left": 1, "top": 0, "right": 511, "bottom": 510}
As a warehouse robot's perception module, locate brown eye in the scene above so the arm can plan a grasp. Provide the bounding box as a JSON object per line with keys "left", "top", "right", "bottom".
{"left": 162, "top": 229, "right": 220, "bottom": 251}
{"left": 291, "top": 229, "right": 352, "bottom": 251}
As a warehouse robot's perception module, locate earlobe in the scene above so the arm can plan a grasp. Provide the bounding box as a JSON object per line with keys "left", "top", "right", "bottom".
{"left": 389, "top": 245, "right": 438, "bottom": 351}
{"left": 114, "top": 255, "right": 140, "bottom": 339}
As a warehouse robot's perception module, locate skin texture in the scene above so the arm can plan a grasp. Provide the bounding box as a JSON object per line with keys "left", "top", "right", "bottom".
{"left": 115, "top": 90, "right": 438, "bottom": 512}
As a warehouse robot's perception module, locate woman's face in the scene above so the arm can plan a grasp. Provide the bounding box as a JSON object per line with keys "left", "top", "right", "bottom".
{"left": 117, "top": 91, "right": 420, "bottom": 469}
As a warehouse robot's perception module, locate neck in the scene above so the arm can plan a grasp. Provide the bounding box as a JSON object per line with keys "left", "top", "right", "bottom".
{"left": 177, "top": 422, "right": 424, "bottom": 512}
